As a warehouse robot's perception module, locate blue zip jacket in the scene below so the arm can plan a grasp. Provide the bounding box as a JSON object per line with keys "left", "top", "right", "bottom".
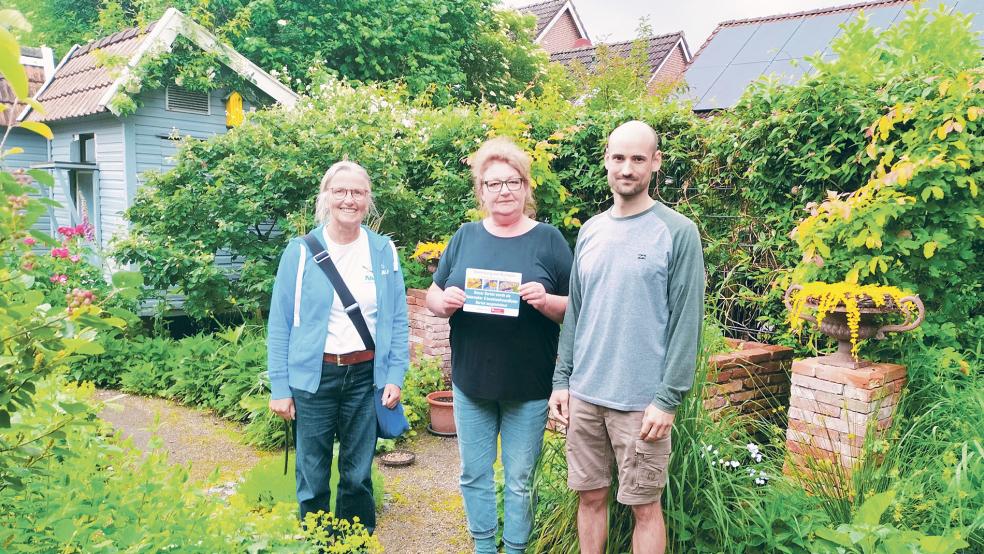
{"left": 267, "top": 224, "right": 410, "bottom": 400}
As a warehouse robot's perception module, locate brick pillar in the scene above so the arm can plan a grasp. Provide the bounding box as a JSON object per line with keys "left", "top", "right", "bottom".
{"left": 786, "top": 358, "right": 906, "bottom": 471}
{"left": 704, "top": 339, "right": 793, "bottom": 420}
{"left": 406, "top": 288, "right": 451, "bottom": 382}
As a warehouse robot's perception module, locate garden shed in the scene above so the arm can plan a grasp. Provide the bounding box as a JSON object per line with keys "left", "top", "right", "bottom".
{"left": 18, "top": 8, "right": 298, "bottom": 255}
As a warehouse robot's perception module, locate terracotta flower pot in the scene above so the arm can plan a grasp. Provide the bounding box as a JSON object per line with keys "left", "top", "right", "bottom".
{"left": 426, "top": 390, "right": 456, "bottom": 435}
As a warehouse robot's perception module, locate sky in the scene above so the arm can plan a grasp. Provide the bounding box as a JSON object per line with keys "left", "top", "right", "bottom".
{"left": 501, "top": 0, "right": 861, "bottom": 49}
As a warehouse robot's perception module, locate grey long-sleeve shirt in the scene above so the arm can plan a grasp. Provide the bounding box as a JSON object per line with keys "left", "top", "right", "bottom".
{"left": 553, "top": 202, "right": 705, "bottom": 413}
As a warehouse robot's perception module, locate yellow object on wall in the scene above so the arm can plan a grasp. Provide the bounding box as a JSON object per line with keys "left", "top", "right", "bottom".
{"left": 226, "top": 91, "right": 244, "bottom": 127}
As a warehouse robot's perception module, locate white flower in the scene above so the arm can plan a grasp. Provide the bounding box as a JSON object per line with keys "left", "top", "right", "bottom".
{"left": 706, "top": 445, "right": 714, "bottom": 451}
{"left": 277, "top": 19, "right": 288, "bottom": 26}
{"left": 729, "top": 460, "right": 740, "bottom": 468}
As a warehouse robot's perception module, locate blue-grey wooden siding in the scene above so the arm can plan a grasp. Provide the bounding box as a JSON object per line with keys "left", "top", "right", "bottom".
{"left": 48, "top": 114, "right": 126, "bottom": 252}
{"left": 3, "top": 128, "right": 52, "bottom": 243}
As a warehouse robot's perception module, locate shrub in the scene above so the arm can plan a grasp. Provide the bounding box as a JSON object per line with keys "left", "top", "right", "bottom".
{"left": 0, "top": 378, "right": 350, "bottom": 552}
{"left": 401, "top": 350, "right": 446, "bottom": 435}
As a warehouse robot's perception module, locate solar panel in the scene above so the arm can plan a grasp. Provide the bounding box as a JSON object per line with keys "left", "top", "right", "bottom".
{"left": 682, "top": 64, "right": 728, "bottom": 104}
{"left": 848, "top": 5, "right": 905, "bottom": 31}
{"left": 694, "top": 62, "right": 770, "bottom": 111}
{"left": 775, "top": 12, "right": 853, "bottom": 59}
{"left": 764, "top": 58, "right": 812, "bottom": 86}
{"left": 693, "top": 25, "right": 761, "bottom": 68}
{"left": 732, "top": 18, "right": 804, "bottom": 64}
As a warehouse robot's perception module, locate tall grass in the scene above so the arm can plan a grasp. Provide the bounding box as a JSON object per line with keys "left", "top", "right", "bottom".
{"left": 527, "top": 320, "right": 784, "bottom": 553}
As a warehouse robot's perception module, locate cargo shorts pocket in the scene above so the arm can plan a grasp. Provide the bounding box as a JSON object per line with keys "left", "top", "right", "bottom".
{"left": 630, "top": 439, "right": 669, "bottom": 493}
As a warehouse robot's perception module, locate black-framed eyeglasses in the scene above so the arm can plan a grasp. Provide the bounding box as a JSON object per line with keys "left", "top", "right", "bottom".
{"left": 483, "top": 178, "right": 524, "bottom": 192}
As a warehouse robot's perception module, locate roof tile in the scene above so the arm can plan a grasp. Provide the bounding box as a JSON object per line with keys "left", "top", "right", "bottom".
{"left": 517, "top": 0, "right": 568, "bottom": 36}
{"left": 30, "top": 22, "right": 154, "bottom": 122}
{"left": 551, "top": 32, "right": 684, "bottom": 78}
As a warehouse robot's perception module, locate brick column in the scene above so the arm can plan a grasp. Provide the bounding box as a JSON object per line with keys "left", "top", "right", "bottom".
{"left": 406, "top": 288, "right": 451, "bottom": 382}
{"left": 704, "top": 339, "right": 793, "bottom": 421}
{"left": 786, "top": 358, "right": 906, "bottom": 470}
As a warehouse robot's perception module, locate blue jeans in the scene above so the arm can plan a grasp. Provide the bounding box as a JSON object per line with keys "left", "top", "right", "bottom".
{"left": 453, "top": 383, "right": 548, "bottom": 553}
{"left": 292, "top": 361, "right": 376, "bottom": 532}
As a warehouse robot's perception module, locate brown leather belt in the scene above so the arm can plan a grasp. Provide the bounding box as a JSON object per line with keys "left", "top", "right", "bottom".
{"left": 323, "top": 350, "right": 375, "bottom": 366}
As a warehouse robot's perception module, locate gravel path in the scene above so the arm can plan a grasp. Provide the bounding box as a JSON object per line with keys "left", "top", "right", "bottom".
{"left": 93, "top": 389, "right": 266, "bottom": 487}
{"left": 93, "top": 390, "right": 472, "bottom": 552}
{"left": 375, "top": 432, "right": 471, "bottom": 553}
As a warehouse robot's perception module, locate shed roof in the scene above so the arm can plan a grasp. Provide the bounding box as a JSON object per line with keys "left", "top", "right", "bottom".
{"left": 32, "top": 25, "right": 154, "bottom": 122}
{"left": 25, "top": 8, "right": 298, "bottom": 123}
{"left": 684, "top": 0, "right": 983, "bottom": 111}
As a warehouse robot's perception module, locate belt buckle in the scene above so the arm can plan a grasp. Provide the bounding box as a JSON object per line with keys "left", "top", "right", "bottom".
{"left": 335, "top": 353, "right": 344, "bottom": 365}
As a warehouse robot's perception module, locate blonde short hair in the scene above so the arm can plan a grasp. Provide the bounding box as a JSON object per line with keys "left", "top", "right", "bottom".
{"left": 314, "top": 160, "right": 376, "bottom": 224}
{"left": 468, "top": 137, "right": 536, "bottom": 217}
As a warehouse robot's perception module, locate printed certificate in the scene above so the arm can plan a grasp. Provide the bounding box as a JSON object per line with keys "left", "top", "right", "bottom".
{"left": 463, "top": 268, "right": 522, "bottom": 317}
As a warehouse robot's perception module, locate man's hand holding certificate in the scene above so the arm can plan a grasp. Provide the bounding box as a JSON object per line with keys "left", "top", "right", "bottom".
{"left": 463, "top": 268, "right": 522, "bottom": 317}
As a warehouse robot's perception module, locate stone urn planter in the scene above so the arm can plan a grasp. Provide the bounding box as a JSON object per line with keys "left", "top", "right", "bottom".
{"left": 784, "top": 283, "right": 925, "bottom": 368}
{"left": 426, "top": 390, "right": 456, "bottom": 436}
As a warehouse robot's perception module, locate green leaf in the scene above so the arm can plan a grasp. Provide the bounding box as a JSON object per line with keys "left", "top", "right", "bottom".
{"left": 919, "top": 535, "right": 970, "bottom": 554}
{"left": 0, "top": 409, "right": 9, "bottom": 428}
{"left": 814, "top": 527, "right": 854, "bottom": 547}
{"left": 27, "top": 169, "right": 54, "bottom": 187}
{"left": 62, "top": 338, "right": 106, "bottom": 356}
{"left": 18, "top": 121, "right": 54, "bottom": 140}
{"left": 853, "top": 490, "right": 894, "bottom": 526}
{"left": 0, "top": 27, "right": 28, "bottom": 99}
{"left": 112, "top": 270, "right": 144, "bottom": 289}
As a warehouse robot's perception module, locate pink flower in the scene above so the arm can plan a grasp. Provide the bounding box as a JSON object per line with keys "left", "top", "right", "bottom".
{"left": 22, "top": 261, "right": 34, "bottom": 271}
{"left": 69, "top": 254, "right": 81, "bottom": 263}
{"left": 23, "top": 237, "right": 37, "bottom": 246}
{"left": 49, "top": 274, "right": 68, "bottom": 284}
{"left": 50, "top": 247, "right": 70, "bottom": 259}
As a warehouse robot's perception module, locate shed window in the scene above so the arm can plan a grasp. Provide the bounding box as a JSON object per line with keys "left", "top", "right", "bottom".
{"left": 79, "top": 133, "right": 95, "bottom": 162}
{"left": 165, "top": 85, "right": 211, "bottom": 115}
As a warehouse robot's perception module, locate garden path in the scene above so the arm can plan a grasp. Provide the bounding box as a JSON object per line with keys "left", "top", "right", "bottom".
{"left": 94, "top": 389, "right": 268, "bottom": 491}
{"left": 94, "top": 390, "right": 472, "bottom": 552}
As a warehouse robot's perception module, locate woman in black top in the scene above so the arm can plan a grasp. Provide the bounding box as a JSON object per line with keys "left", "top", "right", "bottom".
{"left": 427, "top": 137, "right": 572, "bottom": 554}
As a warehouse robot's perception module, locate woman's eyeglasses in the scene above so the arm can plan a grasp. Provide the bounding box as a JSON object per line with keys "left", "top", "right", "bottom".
{"left": 483, "top": 178, "right": 524, "bottom": 193}
{"left": 329, "top": 188, "right": 368, "bottom": 200}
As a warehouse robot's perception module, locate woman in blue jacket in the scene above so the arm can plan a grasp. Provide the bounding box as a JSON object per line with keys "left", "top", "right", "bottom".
{"left": 267, "top": 160, "right": 409, "bottom": 534}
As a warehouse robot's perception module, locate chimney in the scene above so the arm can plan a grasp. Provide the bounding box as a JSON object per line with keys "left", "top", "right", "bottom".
{"left": 572, "top": 38, "right": 592, "bottom": 48}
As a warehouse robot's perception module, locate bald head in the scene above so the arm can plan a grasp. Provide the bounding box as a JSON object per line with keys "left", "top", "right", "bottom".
{"left": 603, "top": 120, "right": 662, "bottom": 202}
{"left": 608, "top": 120, "right": 659, "bottom": 155}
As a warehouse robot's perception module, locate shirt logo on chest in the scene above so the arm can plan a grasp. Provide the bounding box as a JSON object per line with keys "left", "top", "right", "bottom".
{"left": 637, "top": 253, "right": 647, "bottom": 260}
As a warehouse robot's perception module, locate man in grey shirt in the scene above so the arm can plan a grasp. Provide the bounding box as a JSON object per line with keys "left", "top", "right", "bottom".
{"left": 549, "top": 120, "right": 705, "bottom": 554}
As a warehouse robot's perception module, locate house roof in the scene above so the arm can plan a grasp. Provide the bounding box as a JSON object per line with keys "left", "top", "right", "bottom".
{"left": 684, "top": 0, "right": 983, "bottom": 111}
{"left": 516, "top": 0, "right": 589, "bottom": 42}
{"left": 25, "top": 8, "right": 298, "bottom": 123}
{"left": 517, "top": 0, "right": 568, "bottom": 36}
{"left": 550, "top": 32, "right": 690, "bottom": 81}
{"left": 1, "top": 48, "right": 54, "bottom": 126}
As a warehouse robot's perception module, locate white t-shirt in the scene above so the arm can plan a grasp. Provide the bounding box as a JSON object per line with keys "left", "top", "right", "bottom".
{"left": 320, "top": 228, "right": 377, "bottom": 354}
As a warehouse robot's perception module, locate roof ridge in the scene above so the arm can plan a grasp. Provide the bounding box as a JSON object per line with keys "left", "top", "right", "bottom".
{"left": 73, "top": 21, "right": 157, "bottom": 56}
{"left": 718, "top": 0, "right": 910, "bottom": 28}
{"left": 515, "top": 0, "right": 566, "bottom": 10}
{"left": 550, "top": 32, "right": 684, "bottom": 55}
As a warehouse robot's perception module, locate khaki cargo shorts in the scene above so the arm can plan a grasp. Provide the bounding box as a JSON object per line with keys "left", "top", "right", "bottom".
{"left": 566, "top": 395, "right": 671, "bottom": 505}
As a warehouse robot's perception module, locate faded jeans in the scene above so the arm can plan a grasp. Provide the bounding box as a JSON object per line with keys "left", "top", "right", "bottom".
{"left": 292, "top": 360, "right": 376, "bottom": 533}
{"left": 453, "top": 383, "right": 548, "bottom": 553}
